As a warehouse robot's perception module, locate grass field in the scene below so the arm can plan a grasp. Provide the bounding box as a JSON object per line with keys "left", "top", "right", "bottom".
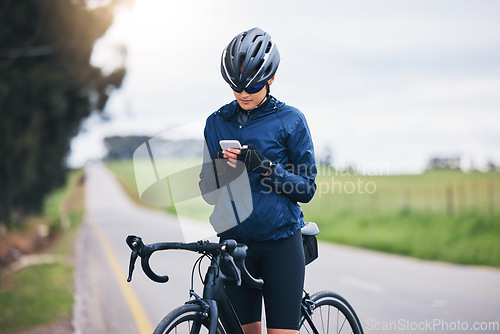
{"left": 106, "top": 159, "right": 500, "bottom": 267}
{"left": 0, "top": 170, "right": 85, "bottom": 333}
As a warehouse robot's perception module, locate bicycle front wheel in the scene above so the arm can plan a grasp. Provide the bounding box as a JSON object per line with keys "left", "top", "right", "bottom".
{"left": 300, "top": 291, "right": 364, "bottom": 334}
{"left": 154, "top": 304, "right": 226, "bottom": 334}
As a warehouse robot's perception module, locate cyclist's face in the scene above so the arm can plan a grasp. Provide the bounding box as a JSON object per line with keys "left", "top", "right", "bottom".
{"left": 233, "top": 76, "right": 275, "bottom": 111}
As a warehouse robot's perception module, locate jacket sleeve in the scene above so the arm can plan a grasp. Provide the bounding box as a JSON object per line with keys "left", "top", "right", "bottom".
{"left": 198, "top": 128, "right": 220, "bottom": 205}
{"left": 263, "top": 115, "right": 317, "bottom": 203}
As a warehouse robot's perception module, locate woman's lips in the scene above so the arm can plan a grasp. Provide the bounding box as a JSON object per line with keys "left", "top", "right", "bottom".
{"left": 241, "top": 99, "right": 251, "bottom": 104}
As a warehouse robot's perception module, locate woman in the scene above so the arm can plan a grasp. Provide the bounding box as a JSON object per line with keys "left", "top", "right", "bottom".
{"left": 199, "top": 27, "right": 317, "bottom": 334}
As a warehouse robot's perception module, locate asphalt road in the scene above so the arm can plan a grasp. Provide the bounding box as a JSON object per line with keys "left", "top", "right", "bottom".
{"left": 74, "top": 163, "right": 500, "bottom": 334}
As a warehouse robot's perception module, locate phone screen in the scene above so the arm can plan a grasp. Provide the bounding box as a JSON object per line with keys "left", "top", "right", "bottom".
{"left": 219, "top": 140, "right": 242, "bottom": 151}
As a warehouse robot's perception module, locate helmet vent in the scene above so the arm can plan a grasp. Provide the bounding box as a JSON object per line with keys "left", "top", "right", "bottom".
{"left": 265, "top": 41, "right": 272, "bottom": 53}
{"left": 254, "top": 59, "right": 264, "bottom": 75}
{"left": 240, "top": 32, "right": 248, "bottom": 42}
{"left": 239, "top": 55, "right": 246, "bottom": 74}
{"left": 252, "top": 42, "right": 262, "bottom": 58}
{"left": 263, "top": 64, "right": 273, "bottom": 77}
{"left": 230, "top": 42, "right": 236, "bottom": 57}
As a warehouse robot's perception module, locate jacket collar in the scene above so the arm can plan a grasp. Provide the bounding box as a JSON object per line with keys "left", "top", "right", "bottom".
{"left": 219, "top": 96, "right": 280, "bottom": 122}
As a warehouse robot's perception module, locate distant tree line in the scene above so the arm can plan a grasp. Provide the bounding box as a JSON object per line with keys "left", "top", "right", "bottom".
{"left": 427, "top": 156, "right": 499, "bottom": 172}
{"left": 104, "top": 136, "right": 151, "bottom": 160}
{"left": 0, "top": 0, "right": 129, "bottom": 228}
{"left": 427, "top": 156, "right": 461, "bottom": 170}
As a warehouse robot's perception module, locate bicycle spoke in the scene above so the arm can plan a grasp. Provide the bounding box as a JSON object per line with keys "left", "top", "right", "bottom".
{"left": 320, "top": 303, "right": 325, "bottom": 333}
{"left": 300, "top": 317, "right": 311, "bottom": 334}
{"left": 327, "top": 304, "right": 330, "bottom": 334}
{"left": 337, "top": 307, "right": 339, "bottom": 334}
{"left": 337, "top": 312, "right": 347, "bottom": 333}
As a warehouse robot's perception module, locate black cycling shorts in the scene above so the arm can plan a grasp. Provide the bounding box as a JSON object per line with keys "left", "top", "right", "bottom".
{"left": 222, "top": 230, "right": 305, "bottom": 330}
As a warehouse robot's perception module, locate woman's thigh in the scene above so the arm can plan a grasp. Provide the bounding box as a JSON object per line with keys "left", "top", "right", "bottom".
{"left": 261, "top": 231, "right": 305, "bottom": 330}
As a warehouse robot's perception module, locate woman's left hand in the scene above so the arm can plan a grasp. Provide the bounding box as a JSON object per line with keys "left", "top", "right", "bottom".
{"left": 223, "top": 148, "right": 241, "bottom": 168}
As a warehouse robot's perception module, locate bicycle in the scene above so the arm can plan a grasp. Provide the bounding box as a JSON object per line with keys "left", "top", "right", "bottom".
{"left": 126, "top": 223, "right": 364, "bottom": 334}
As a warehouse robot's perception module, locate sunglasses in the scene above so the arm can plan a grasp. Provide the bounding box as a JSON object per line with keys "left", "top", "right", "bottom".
{"left": 230, "top": 83, "right": 265, "bottom": 94}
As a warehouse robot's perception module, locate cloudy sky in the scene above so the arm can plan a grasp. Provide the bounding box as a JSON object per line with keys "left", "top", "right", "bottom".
{"left": 70, "top": 0, "right": 500, "bottom": 174}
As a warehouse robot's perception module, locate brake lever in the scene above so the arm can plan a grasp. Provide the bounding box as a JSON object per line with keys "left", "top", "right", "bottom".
{"left": 127, "top": 249, "right": 138, "bottom": 282}
{"left": 232, "top": 244, "right": 264, "bottom": 288}
{"left": 126, "top": 235, "right": 143, "bottom": 282}
{"left": 222, "top": 252, "right": 242, "bottom": 286}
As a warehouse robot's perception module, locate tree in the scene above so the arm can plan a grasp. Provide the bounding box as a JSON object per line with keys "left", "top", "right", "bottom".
{"left": 0, "top": 0, "right": 130, "bottom": 228}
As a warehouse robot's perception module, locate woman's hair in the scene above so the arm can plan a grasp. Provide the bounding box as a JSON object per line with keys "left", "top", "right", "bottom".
{"left": 221, "top": 27, "right": 280, "bottom": 89}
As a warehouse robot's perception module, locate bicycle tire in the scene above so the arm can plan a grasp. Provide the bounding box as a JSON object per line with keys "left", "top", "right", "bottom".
{"left": 153, "top": 304, "right": 226, "bottom": 334}
{"left": 300, "top": 290, "right": 364, "bottom": 334}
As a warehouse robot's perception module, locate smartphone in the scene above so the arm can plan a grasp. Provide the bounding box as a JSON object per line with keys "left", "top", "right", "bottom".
{"left": 219, "top": 140, "right": 242, "bottom": 151}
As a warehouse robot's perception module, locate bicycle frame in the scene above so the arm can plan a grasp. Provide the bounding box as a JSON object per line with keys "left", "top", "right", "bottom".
{"left": 195, "top": 253, "right": 245, "bottom": 334}
{"left": 300, "top": 292, "right": 320, "bottom": 334}
{"left": 199, "top": 254, "right": 322, "bottom": 334}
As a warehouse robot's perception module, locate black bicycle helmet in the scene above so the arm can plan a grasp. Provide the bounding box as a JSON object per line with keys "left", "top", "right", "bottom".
{"left": 221, "top": 27, "right": 280, "bottom": 89}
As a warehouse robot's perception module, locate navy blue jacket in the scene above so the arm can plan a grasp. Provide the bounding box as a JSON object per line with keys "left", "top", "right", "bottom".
{"left": 200, "top": 96, "right": 317, "bottom": 241}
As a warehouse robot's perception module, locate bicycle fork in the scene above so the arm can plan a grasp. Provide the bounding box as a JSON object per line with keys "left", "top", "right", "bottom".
{"left": 206, "top": 299, "right": 218, "bottom": 334}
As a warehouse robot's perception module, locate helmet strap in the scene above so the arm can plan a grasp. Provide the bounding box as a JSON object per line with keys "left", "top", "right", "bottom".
{"left": 254, "top": 83, "right": 270, "bottom": 109}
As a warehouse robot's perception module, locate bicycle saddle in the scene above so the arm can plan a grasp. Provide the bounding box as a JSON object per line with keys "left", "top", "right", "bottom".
{"left": 301, "top": 222, "right": 319, "bottom": 236}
